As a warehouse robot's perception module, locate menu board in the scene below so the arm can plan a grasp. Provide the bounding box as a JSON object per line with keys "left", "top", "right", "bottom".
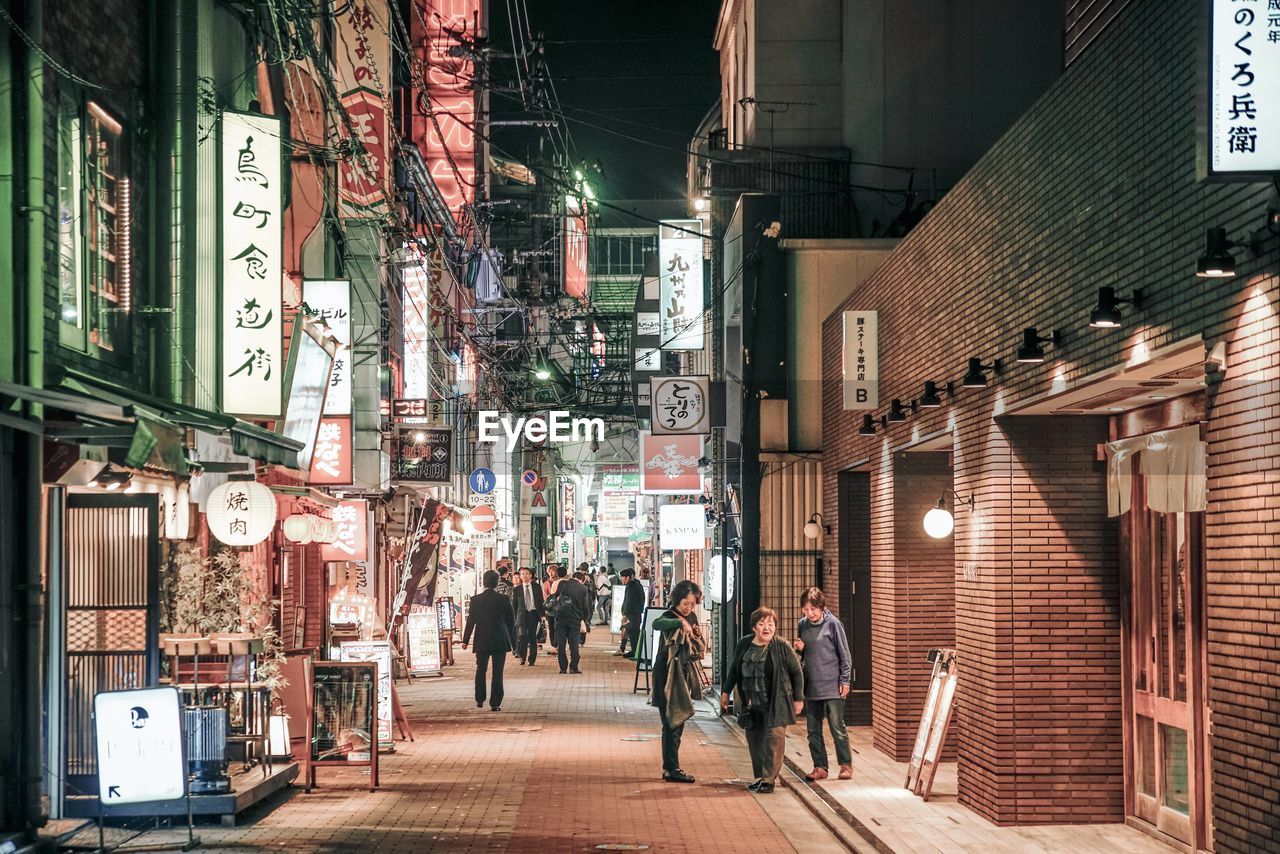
{"left": 311, "top": 662, "right": 377, "bottom": 762}
{"left": 407, "top": 609, "right": 442, "bottom": 675}
{"left": 339, "top": 641, "right": 393, "bottom": 750}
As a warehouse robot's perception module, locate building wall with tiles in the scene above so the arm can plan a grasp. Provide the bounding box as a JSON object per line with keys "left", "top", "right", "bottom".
{"left": 819, "top": 0, "right": 1279, "bottom": 844}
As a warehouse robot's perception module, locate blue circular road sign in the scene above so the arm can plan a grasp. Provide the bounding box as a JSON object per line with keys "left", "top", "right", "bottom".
{"left": 469, "top": 467, "right": 496, "bottom": 495}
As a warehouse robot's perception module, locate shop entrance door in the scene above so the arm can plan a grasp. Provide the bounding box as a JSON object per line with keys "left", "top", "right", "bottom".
{"left": 1124, "top": 477, "right": 1211, "bottom": 849}
{"left": 61, "top": 493, "right": 161, "bottom": 802}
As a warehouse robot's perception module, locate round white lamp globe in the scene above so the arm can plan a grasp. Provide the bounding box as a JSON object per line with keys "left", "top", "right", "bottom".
{"left": 923, "top": 504, "right": 955, "bottom": 539}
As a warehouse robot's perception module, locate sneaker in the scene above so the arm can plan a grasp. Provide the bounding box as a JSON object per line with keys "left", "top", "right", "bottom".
{"left": 662, "top": 770, "right": 695, "bottom": 784}
{"left": 805, "top": 767, "right": 829, "bottom": 782}
{"left": 838, "top": 765, "right": 853, "bottom": 780}
{"left": 746, "top": 779, "right": 764, "bottom": 791}
{"left": 755, "top": 782, "right": 774, "bottom": 794}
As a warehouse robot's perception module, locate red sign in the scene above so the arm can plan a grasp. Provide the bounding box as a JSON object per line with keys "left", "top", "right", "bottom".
{"left": 640, "top": 432, "right": 703, "bottom": 495}
{"left": 309, "top": 417, "right": 353, "bottom": 484}
{"left": 321, "top": 499, "right": 368, "bottom": 561}
{"left": 564, "top": 206, "right": 589, "bottom": 299}
{"left": 469, "top": 504, "right": 496, "bottom": 533}
{"left": 335, "top": 1, "right": 391, "bottom": 215}
{"left": 413, "top": 0, "right": 479, "bottom": 223}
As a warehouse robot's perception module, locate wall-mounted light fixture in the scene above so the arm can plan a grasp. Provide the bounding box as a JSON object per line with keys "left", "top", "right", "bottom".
{"left": 918, "top": 380, "right": 952, "bottom": 408}
{"left": 858, "top": 414, "right": 878, "bottom": 435}
{"left": 961, "top": 358, "right": 1002, "bottom": 388}
{"left": 1015, "top": 327, "right": 1061, "bottom": 364}
{"left": 887, "top": 398, "right": 914, "bottom": 422}
{"left": 923, "top": 490, "right": 974, "bottom": 539}
{"left": 1195, "top": 227, "right": 1242, "bottom": 278}
{"left": 1088, "top": 286, "right": 1144, "bottom": 329}
{"left": 803, "top": 512, "right": 830, "bottom": 540}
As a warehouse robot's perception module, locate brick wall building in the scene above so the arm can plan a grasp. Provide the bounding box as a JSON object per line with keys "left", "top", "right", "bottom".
{"left": 819, "top": 0, "right": 1279, "bottom": 850}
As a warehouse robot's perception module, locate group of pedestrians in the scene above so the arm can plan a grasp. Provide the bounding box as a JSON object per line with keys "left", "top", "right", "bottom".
{"left": 652, "top": 584, "right": 852, "bottom": 793}
{"left": 464, "top": 564, "right": 855, "bottom": 797}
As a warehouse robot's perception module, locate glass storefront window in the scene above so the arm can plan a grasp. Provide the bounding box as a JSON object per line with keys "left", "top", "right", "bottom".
{"left": 58, "top": 98, "right": 85, "bottom": 348}
{"left": 1161, "top": 724, "right": 1190, "bottom": 815}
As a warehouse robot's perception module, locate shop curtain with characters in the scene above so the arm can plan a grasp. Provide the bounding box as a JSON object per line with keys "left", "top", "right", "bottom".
{"left": 1105, "top": 425, "right": 1207, "bottom": 517}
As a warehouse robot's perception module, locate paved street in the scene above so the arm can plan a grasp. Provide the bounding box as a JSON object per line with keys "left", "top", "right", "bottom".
{"left": 186, "top": 639, "right": 842, "bottom": 853}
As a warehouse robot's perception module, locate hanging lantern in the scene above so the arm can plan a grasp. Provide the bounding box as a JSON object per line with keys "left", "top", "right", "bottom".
{"left": 283, "top": 513, "right": 314, "bottom": 544}
{"left": 206, "top": 480, "right": 277, "bottom": 546}
{"left": 705, "top": 554, "right": 736, "bottom": 605}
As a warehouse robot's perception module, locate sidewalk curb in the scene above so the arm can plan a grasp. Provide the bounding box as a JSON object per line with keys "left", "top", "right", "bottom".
{"left": 714, "top": 714, "right": 882, "bottom": 854}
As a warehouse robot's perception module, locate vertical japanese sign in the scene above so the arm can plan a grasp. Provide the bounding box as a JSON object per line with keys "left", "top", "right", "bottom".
{"left": 639, "top": 432, "right": 704, "bottom": 495}
{"left": 560, "top": 481, "right": 576, "bottom": 534}
{"left": 658, "top": 219, "right": 704, "bottom": 350}
{"left": 220, "top": 111, "right": 282, "bottom": 417}
{"left": 841, "top": 310, "right": 879, "bottom": 410}
{"left": 1210, "top": 0, "right": 1280, "bottom": 175}
{"left": 564, "top": 197, "right": 589, "bottom": 299}
{"left": 414, "top": 0, "right": 480, "bottom": 222}
{"left": 322, "top": 498, "right": 369, "bottom": 561}
{"left": 309, "top": 417, "right": 354, "bottom": 484}
{"left": 402, "top": 244, "right": 433, "bottom": 400}
{"left": 335, "top": 0, "right": 391, "bottom": 215}
{"left": 303, "top": 280, "right": 352, "bottom": 415}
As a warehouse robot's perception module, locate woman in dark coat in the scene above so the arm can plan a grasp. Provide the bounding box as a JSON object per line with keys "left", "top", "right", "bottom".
{"left": 650, "top": 580, "right": 703, "bottom": 784}
{"left": 720, "top": 606, "right": 805, "bottom": 793}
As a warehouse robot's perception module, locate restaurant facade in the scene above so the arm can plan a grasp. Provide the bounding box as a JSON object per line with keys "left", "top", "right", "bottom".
{"left": 818, "top": 1, "right": 1279, "bottom": 852}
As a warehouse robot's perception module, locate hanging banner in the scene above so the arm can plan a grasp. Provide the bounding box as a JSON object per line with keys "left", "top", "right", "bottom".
{"left": 841, "top": 310, "right": 879, "bottom": 410}
{"left": 321, "top": 499, "right": 369, "bottom": 561}
{"left": 335, "top": 0, "right": 392, "bottom": 216}
{"left": 651, "top": 375, "right": 711, "bottom": 435}
{"left": 388, "top": 499, "right": 451, "bottom": 636}
{"left": 1209, "top": 0, "right": 1280, "bottom": 176}
{"left": 640, "top": 432, "right": 703, "bottom": 495}
{"left": 309, "top": 416, "right": 353, "bottom": 484}
{"left": 658, "top": 219, "right": 704, "bottom": 350}
{"left": 303, "top": 280, "right": 352, "bottom": 415}
{"left": 220, "top": 111, "right": 283, "bottom": 417}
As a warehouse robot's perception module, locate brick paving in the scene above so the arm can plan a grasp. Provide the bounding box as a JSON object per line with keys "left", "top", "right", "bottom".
{"left": 180, "top": 638, "right": 827, "bottom": 853}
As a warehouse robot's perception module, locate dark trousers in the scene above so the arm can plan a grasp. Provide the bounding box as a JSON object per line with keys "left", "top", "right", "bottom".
{"left": 657, "top": 703, "right": 684, "bottom": 773}
{"left": 620, "top": 615, "right": 640, "bottom": 655}
{"left": 475, "top": 651, "right": 505, "bottom": 708}
{"left": 804, "top": 698, "right": 852, "bottom": 768}
{"left": 745, "top": 724, "right": 786, "bottom": 782}
{"left": 515, "top": 611, "right": 539, "bottom": 665}
{"left": 554, "top": 622, "right": 580, "bottom": 672}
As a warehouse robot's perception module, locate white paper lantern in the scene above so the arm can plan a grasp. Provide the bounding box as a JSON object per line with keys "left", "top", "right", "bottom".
{"left": 283, "top": 513, "right": 313, "bottom": 544}
{"left": 206, "top": 480, "right": 277, "bottom": 546}
{"left": 705, "top": 554, "right": 735, "bottom": 604}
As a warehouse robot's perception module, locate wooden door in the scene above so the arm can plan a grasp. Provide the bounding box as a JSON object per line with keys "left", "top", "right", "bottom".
{"left": 1125, "top": 476, "right": 1211, "bottom": 849}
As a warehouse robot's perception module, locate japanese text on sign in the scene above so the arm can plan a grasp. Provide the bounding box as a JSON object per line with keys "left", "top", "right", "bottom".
{"left": 1210, "top": 0, "right": 1280, "bottom": 174}
{"left": 658, "top": 220, "right": 704, "bottom": 350}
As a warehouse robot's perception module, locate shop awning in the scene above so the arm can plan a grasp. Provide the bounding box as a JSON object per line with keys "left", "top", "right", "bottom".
{"left": 0, "top": 371, "right": 303, "bottom": 470}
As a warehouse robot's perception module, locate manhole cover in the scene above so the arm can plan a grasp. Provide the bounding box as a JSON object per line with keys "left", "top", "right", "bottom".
{"left": 594, "top": 845, "right": 650, "bottom": 851}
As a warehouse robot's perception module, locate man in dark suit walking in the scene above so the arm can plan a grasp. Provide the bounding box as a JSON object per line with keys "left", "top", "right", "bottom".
{"left": 463, "top": 570, "right": 516, "bottom": 711}
{"left": 616, "top": 568, "right": 645, "bottom": 658}
{"left": 510, "top": 566, "right": 544, "bottom": 666}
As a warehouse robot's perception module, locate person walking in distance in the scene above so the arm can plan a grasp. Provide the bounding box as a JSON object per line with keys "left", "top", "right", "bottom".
{"left": 542, "top": 565, "right": 562, "bottom": 653}
{"left": 615, "top": 568, "right": 644, "bottom": 658}
{"left": 510, "top": 566, "right": 544, "bottom": 666}
{"left": 462, "top": 570, "right": 516, "bottom": 712}
{"left": 593, "top": 565, "right": 613, "bottom": 625}
{"left": 794, "top": 587, "right": 853, "bottom": 781}
{"left": 720, "top": 607, "right": 805, "bottom": 794}
{"left": 651, "top": 580, "right": 703, "bottom": 784}
{"left": 547, "top": 564, "right": 592, "bottom": 674}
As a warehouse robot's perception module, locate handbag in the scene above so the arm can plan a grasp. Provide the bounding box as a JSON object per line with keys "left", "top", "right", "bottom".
{"left": 735, "top": 705, "right": 762, "bottom": 730}
{"left": 536, "top": 620, "right": 547, "bottom": 644}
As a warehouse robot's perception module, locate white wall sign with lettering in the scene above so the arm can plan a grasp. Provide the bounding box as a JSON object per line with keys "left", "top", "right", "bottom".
{"left": 651, "top": 375, "right": 711, "bottom": 435}
{"left": 94, "top": 687, "right": 185, "bottom": 805}
{"left": 841, "top": 310, "right": 879, "bottom": 410}
{"left": 636, "top": 312, "right": 660, "bottom": 337}
{"left": 634, "top": 348, "right": 659, "bottom": 372}
{"left": 658, "top": 503, "right": 706, "bottom": 551}
{"left": 1210, "top": 0, "right": 1280, "bottom": 176}
{"left": 303, "top": 280, "right": 352, "bottom": 415}
{"left": 221, "top": 111, "right": 283, "bottom": 417}
{"left": 658, "top": 219, "right": 704, "bottom": 350}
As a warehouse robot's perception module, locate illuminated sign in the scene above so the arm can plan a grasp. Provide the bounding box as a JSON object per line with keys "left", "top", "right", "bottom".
{"left": 394, "top": 426, "right": 453, "bottom": 483}
{"left": 309, "top": 416, "right": 353, "bottom": 485}
{"left": 392, "top": 398, "right": 431, "bottom": 419}
{"left": 560, "top": 481, "right": 576, "bottom": 533}
{"left": 590, "top": 323, "right": 606, "bottom": 379}
{"left": 206, "top": 480, "right": 277, "bottom": 547}
{"left": 321, "top": 499, "right": 369, "bottom": 561}
{"left": 220, "top": 111, "right": 283, "bottom": 416}
{"left": 303, "top": 280, "right": 352, "bottom": 415}
{"left": 659, "top": 504, "right": 705, "bottom": 551}
{"left": 651, "top": 375, "right": 710, "bottom": 435}
{"left": 640, "top": 432, "right": 703, "bottom": 495}
{"left": 564, "top": 200, "right": 589, "bottom": 299}
{"left": 94, "top": 687, "right": 185, "bottom": 805}
{"left": 414, "top": 0, "right": 480, "bottom": 222}
{"left": 1209, "top": 0, "right": 1280, "bottom": 175}
{"left": 841, "top": 310, "right": 879, "bottom": 410}
{"left": 658, "top": 219, "right": 704, "bottom": 350}
{"left": 335, "top": 1, "right": 391, "bottom": 214}
{"left": 279, "top": 318, "right": 336, "bottom": 472}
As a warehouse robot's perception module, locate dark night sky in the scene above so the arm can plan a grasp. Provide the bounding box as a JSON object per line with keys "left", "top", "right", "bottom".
{"left": 486, "top": 1, "right": 722, "bottom": 201}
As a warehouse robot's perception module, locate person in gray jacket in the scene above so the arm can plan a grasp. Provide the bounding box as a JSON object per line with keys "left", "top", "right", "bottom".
{"left": 793, "top": 587, "right": 853, "bottom": 781}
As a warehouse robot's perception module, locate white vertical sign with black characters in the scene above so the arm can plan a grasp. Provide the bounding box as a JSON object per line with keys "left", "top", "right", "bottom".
{"left": 841, "top": 310, "right": 879, "bottom": 410}
{"left": 303, "top": 280, "right": 352, "bottom": 415}
{"left": 221, "top": 111, "right": 283, "bottom": 416}
{"left": 1210, "top": 0, "right": 1280, "bottom": 175}
{"left": 658, "top": 219, "right": 704, "bottom": 350}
